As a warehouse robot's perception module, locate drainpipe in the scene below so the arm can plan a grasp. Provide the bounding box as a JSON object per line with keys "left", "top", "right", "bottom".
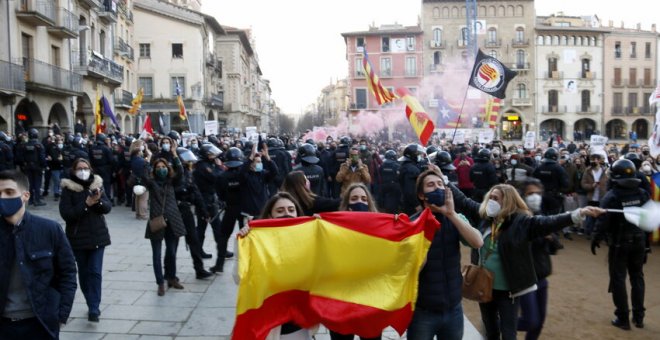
{"left": 7, "top": 0, "right": 14, "bottom": 133}
{"left": 68, "top": 0, "right": 75, "bottom": 132}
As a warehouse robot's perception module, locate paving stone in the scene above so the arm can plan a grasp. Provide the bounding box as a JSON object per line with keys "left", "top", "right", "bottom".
{"left": 62, "top": 318, "right": 137, "bottom": 333}
{"left": 60, "top": 331, "right": 106, "bottom": 340}
{"left": 129, "top": 321, "right": 183, "bottom": 336}
{"left": 133, "top": 291, "right": 203, "bottom": 308}
{"left": 178, "top": 307, "right": 235, "bottom": 336}
{"left": 101, "top": 305, "right": 193, "bottom": 322}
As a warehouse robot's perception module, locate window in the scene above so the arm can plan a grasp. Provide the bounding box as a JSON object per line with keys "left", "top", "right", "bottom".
{"left": 406, "top": 36, "right": 415, "bottom": 51}
{"left": 355, "top": 57, "right": 364, "bottom": 77}
{"left": 644, "top": 93, "right": 652, "bottom": 112}
{"left": 516, "top": 83, "right": 527, "bottom": 98}
{"left": 356, "top": 37, "right": 365, "bottom": 51}
{"left": 644, "top": 68, "right": 652, "bottom": 86}
{"left": 171, "top": 76, "right": 185, "bottom": 98}
{"left": 138, "top": 77, "right": 153, "bottom": 99}
{"left": 489, "top": 50, "right": 497, "bottom": 58}
{"left": 628, "top": 93, "right": 638, "bottom": 113}
{"left": 629, "top": 68, "right": 637, "bottom": 86}
{"left": 51, "top": 45, "right": 60, "bottom": 67}
{"left": 433, "top": 28, "right": 442, "bottom": 44}
{"left": 516, "top": 50, "right": 525, "bottom": 68}
{"left": 380, "top": 57, "right": 392, "bottom": 76}
{"left": 355, "top": 88, "right": 367, "bottom": 109}
{"left": 405, "top": 56, "right": 416, "bottom": 76}
{"left": 630, "top": 42, "right": 637, "bottom": 58}
{"left": 139, "top": 43, "right": 150, "bottom": 58}
{"left": 581, "top": 59, "right": 591, "bottom": 78}
{"left": 645, "top": 42, "right": 652, "bottom": 58}
{"left": 381, "top": 37, "right": 390, "bottom": 52}
{"left": 515, "top": 27, "right": 524, "bottom": 43}
{"left": 613, "top": 92, "right": 623, "bottom": 114}
{"left": 172, "top": 43, "right": 183, "bottom": 58}
{"left": 614, "top": 41, "right": 621, "bottom": 58}
{"left": 433, "top": 51, "right": 442, "bottom": 65}
{"left": 460, "top": 28, "right": 468, "bottom": 46}
{"left": 548, "top": 90, "right": 559, "bottom": 111}
{"left": 487, "top": 28, "right": 497, "bottom": 43}
{"left": 548, "top": 57, "right": 557, "bottom": 77}
{"left": 99, "top": 30, "right": 105, "bottom": 55}
{"left": 581, "top": 90, "right": 590, "bottom": 112}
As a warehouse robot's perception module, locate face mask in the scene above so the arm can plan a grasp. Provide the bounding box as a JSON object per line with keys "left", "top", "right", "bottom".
{"left": 590, "top": 162, "right": 598, "bottom": 167}
{"left": 525, "top": 193, "right": 542, "bottom": 212}
{"left": 511, "top": 159, "right": 518, "bottom": 166}
{"left": 139, "top": 146, "right": 145, "bottom": 152}
{"left": 57, "top": 143, "right": 63, "bottom": 149}
{"left": 642, "top": 151, "right": 650, "bottom": 156}
{"left": 417, "top": 155, "right": 423, "bottom": 162}
{"left": 156, "top": 168, "right": 168, "bottom": 178}
{"left": 348, "top": 202, "right": 369, "bottom": 212}
{"left": 254, "top": 163, "right": 263, "bottom": 172}
{"left": 535, "top": 156, "right": 542, "bottom": 162}
{"left": 162, "top": 144, "right": 171, "bottom": 152}
{"left": 76, "top": 169, "right": 91, "bottom": 181}
{"left": 424, "top": 188, "right": 446, "bottom": 207}
{"left": 0, "top": 196, "right": 24, "bottom": 217}
{"left": 191, "top": 143, "right": 198, "bottom": 149}
{"left": 642, "top": 165, "right": 652, "bottom": 173}
{"left": 517, "top": 149, "right": 523, "bottom": 154}
{"left": 360, "top": 145, "right": 367, "bottom": 151}
{"left": 486, "top": 199, "right": 501, "bottom": 218}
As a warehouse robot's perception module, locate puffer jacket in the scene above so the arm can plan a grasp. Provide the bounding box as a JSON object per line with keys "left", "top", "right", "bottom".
{"left": 59, "top": 174, "right": 112, "bottom": 249}
{"left": 143, "top": 160, "right": 186, "bottom": 240}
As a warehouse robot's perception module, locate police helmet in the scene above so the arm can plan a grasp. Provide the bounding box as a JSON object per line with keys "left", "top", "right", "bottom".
{"left": 435, "top": 151, "right": 456, "bottom": 171}
{"left": 276, "top": 138, "right": 285, "bottom": 149}
{"left": 543, "top": 147, "right": 559, "bottom": 162}
{"left": 243, "top": 141, "right": 254, "bottom": 153}
{"left": 401, "top": 144, "right": 423, "bottom": 162}
{"left": 426, "top": 145, "right": 439, "bottom": 155}
{"left": 298, "top": 143, "right": 319, "bottom": 164}
{"left": 224, "top": 147, "right": 244, "bottom": 168}
{"left": 624, "top": 152, "right": 642, "bottom": 170}
{"left": 384, "top": 150, "right": 397, "bottom": 161}
{"left": 609, "top": 159, "right": 641, "bottom": 189}
{"left": 339, "top": 136, "right": 352, "bottom": 147}
{"left": 72, "top": 136, "right": 83, "bottom": 148}
{"left": 207, "top": 135, "right": 219, "bottom": 145}
{"left": 267, "top": 137, "right": 278, "bottom": 149}
{"left": 28, "top": 128, "right": 39, "bottom": 139}
{"left": 0, "top": 131, "right": 9, "bottom": 143}
{"left": 305, "top": 139, "right": 316, "bottom": 147}
{"left": 167, "top": 131, "right": 181, "bottom": 143}
{"left": 475, "top": 148, "right": 492, "bottom": 162}
{"left": 176, "top": 147, "right": 198, "bottom": 163}
{"left": 199, "top": 143, "right": 222, "bottom": 159}
{"left": 96, "top": 133, "right": 107, "bottom": 143}
{"left": 125, "top": 137, "right": 135, "bottom": 147}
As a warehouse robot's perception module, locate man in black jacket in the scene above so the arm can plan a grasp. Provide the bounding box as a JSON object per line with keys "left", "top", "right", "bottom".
{"left": 15, "top": 129, "right": 47, "bottom": 206}
{"left": 0, "top": 170, "right": 77, "bottom": 339}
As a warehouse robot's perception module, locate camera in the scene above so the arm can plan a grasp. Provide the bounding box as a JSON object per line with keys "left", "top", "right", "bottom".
{"left": 90, "top": 188, "right": 100, "bottom": 195}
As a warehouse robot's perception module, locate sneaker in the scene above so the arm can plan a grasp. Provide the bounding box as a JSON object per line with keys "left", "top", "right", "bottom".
{"left": 611, "top": 318, "right": 631, "bottom": 330}
{"left": 88, "top": 314, "right": 99, "bottom": 322}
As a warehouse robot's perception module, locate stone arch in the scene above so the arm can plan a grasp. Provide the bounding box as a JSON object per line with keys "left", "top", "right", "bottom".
{"left": 574, "top": 118, "right": 597, "bottom": 141}
{"left": 47, "top": 102, "right": 69, "bottom": 130}
{"left": 14, "top": 98, "right": 43, "bottom": 134}
{"left": 605, "top": 119, "right": 627, "bottom": 139}
{"left": 478, "top": 6, "right": 486, "bottom": 17}
{"left": 507, "top": 5, "right": 514, "bottom": 16}
{"left": 442, "top": 6, "right": 449, "bottom": 18}
{"left": 433, "top": 7, "right": 440, "bottom": 18}
{"left": 537, "top": 35, "right": 544, "bottom": 45}
{"left": 515, "top": 5, "right": 524, "bottom": 16}
{"left": 122, "top": 115, "right": 131, "bottom": 134}
{"left": 501, "top": 110, "right": 524, "bottom": 140}
{"left": 632, "top": 118, "right": 649, "bottom": 139}
{"left": 451, "top": 6, "right": 458, "bottom": 17}
{"left": 488, "top": 6, "right": 496, "bottom": 17}
{"left": 498, "top": 5, "right": 505, "bottom": 17}
{"left": 540, "top": 119, "right": 565, "bottom": 139}
{"left": 208, "top": 109, "right": 215, "bottom": 121}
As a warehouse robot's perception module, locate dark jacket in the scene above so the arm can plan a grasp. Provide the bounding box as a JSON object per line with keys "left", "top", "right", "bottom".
{"left": 239, "top": 159, "right": 278, "bottom": 216}
{"left": 301, "top": 196, "right": 340, "bottom": 217}
{"left": 595, "top": 186, "right": 649, "bottom": 244}
{"left": 59, "top": 174, "right": 112, "bottom": 249}
{"left": 143, "top": 159, "right": 186, "bottom": 239}
{"left": 0, "top": 212, "right": 77, "bottom": 338}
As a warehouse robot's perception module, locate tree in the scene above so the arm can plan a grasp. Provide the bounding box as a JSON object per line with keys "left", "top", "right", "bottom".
{"left": 278, "top": 114, "right": 295, "bottom": 135}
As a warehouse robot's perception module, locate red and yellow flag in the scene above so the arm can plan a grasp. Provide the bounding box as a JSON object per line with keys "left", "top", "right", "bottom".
{"left": 395, "top": 88, "right": 435, "bottom": 146}
{"left": 176, "top": 80, "right": 187, "bottom": 121}
{"left": 128, "top": 88, "right": 144, "bottom": 115}
{"left": 362, "top": 49, "right": 396, "bottom": 105}
{"left": 95, "top": 88, "right": 103, "bottom": 134}
{"left": 482, "top": 97, "right": 501, "bottom": 129}
{"left": 650, "top": 173, "right": 660, "bottom": 242}
{"left": 232, "top": 209, "right": 440, "bottom": 340}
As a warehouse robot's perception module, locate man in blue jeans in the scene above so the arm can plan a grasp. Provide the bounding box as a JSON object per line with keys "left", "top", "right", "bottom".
{"left": 407, "top": 169, "right": 483, "bottom": 339}
{"left": 0, "top": 170, "right": 77, "bottom": 339}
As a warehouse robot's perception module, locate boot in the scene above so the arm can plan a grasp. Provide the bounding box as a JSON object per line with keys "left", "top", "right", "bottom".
{"left": 157, "top": 284, "right": 165, "bottom": 296}
{"left": 195, "top": 269, "right": 213, "bottom": 279}
{"left": 167, "top": 278, "right": 184, "bottom": 289}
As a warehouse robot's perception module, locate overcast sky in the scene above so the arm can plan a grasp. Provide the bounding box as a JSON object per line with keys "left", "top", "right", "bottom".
{"left": 202, "top": 1, "right": 658, "bottom": 116}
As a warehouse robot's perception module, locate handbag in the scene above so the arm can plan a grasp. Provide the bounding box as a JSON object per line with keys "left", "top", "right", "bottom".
{"left": 462, "top": 247, "right": 494, "bottom": 303}
{"left": 149, "top": 186, "right": 168, "bottom": 233}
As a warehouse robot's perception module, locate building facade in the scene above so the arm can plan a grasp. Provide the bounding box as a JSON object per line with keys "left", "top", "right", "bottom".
{"left": 421, "top": 0, "right": 536, "bottom": 141}
{"left": 535, "top": 14, "right": 605, "bottom": 142}
{"left": 316, "top": 78, "right": 349, "bottom": 126}
{"left": 112, "top": 0, "right": 137, "bottom": 133}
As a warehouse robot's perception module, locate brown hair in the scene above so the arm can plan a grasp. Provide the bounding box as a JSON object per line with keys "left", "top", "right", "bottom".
{"left": 415, "top": 169, "right": 444, "bottom": 207}
{"left": 151, "top": 158, "right": 175, "bottom": 179}
{"left": 129, "top": 139, "right": 144, "bottom": 156}
{"left": 339, "top": 183, "right": 378, "bottom": 212}
{"left": 280, "top": 171, "right": 316, "bottom": 209}
{"left": 478, "top": 184, "right": 531, "bottom": 220}
{"left": 259, "top": 192, "right": 304, "bottom": 219}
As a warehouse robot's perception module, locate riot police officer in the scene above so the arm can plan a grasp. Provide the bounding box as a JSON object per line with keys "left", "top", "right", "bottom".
{"left": 267, "top": 137, "right": 291, "bottom": 197}
{"left": 120, "top": 137, "right": 134, "bottom": 207}
{"left": 15, "top": 128, "right": 46, "bottom": 206}
{"left": 377, "top": 150, "right": 401, "bottom": 213}
{"left": 434, "top": 150, "right": 458, "bottom": 187}
{"left": 623, "top": 152, "right": 651, "bottom": 194}
{"left": 212, "top": 147, "right": 245, "bottom": 273}
{"left": 174, "top": 147, "right": 213, "bottom": 279}
{"left": 89, "top": 133, "right": 115, "bottom": 203}
{"left": 592, "top": 159, "right": 650, "bottom": 330}
{"left": 329, "top": 136, "right": 351, "bottom": 198}
{"left": 398, "top": 144, "right": 423, "bottom": 215}
{"left": 193, "top": 143, "right": 224, "bottom": 259}
{"left": 293, "top": 143, "right": 325, "bottom": 196}
{"left": 0, "top": 131, "right": 15, "bottom": 171}
{"left": 533, "top": 148, "right": 569, "bottom": 215}
{"left": 469, "top": 148, "right": 498, "bottom": 202}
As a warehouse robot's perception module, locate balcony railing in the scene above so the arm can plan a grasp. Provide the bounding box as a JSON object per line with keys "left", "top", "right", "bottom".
{"left": 612, "top": 79, "right": 624, "bottom": 87}
{"left": 579, "top": 71, "right": 596, "bottom": 80}
{"left": 0, "top": 61, "right": 26, "bottom": 94}
{"left": 511, "top": 97, "right": 532, "bottom": 106}
{"left": 430, "top": 63, "right": 445, "bottom": 73}
{"left": 457, "top": 39, "right": 468, "bottom": 48}
{"left": 627, "top": 79, "right": 641, "bottom": 87}
{"left": 23, "top": 58, "right": 82, "bottom": 94}
{"left": 76, "top": 52, "right": 124, "bottom": 84}
{"left": 114, "top": 89, "right": 132, "bottom": 108}
{"left": 511, "top": 39, "right": 529, "bottom": 47}
{"left": 98, "top": 0, "right": 117, "bottom": 23}
{"left": 16, "top": 0, "right": 56, "bottom": 26}
{"left": 544, "top": 71, "right": 563, "bottom": 79}
{"left": 117, "top": 0, "right": 133, "bottom": 22}
{"left": 114, "top": 37, "right": 134, "bottom": 61}
{"left": 429, "top": 40, "right": 445, "bottom": 49}
{"left": 48, "top": 7, "right": 78, "bottom": 38}
{"left": 576, "top": 105, "right": 600, "bottom": 113}
{"left": 542, "top": 105, "right": 567, "bottom": 114}
{"left": 642, "top": 79, "right": 656, "bottom": 88}
{"left": 511, "top": 62, "right": 530, "bottom": 70}
{"left": 484, "top": 39, "right": 502, "bottom": 48}
{"left": 79, "top": 0, "right": 101, "bottom": 9}
{"left": 625, "top": 106, "right": 643, "bottom": 115}
{"left": 206, "top": 52, "right": 216, "bottom": 67}
{"left": 611, "top": 106, "right": 625, "bottom": 115}
{"left": 206, "top": 93, "right": 224, "bottom": 109}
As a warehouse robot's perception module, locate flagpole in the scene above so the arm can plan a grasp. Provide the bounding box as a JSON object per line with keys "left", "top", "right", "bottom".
{"left": 451, "top": 89, "right": 471, "bottom": 142}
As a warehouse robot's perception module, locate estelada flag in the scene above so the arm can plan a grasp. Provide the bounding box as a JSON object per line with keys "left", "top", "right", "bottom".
{"left": 395, "top": 87, "right": 435, "bottom": 146}
{"left": 232, "top": 209, "right": 441, "bottom": 340}
{"left": 468, "top": 49, "right": 517, "bottom": 99}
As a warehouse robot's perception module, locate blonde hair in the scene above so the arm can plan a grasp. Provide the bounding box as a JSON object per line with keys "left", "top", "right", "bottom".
{"left": 478, "top": 184, "right": 531, "bottom": 220}
{"left": 339, "top": 183, "right": 378, "bottom": 212}
{"left": 129, "top": 139, "right": 144, "bottom": 156}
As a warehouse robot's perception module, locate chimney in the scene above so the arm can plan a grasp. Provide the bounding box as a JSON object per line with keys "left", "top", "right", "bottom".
{"left": 652, "top": 24, "right": 657, "bottom": 32}
{"left": 609, "top": 20, "right": 613, "bottom": 27}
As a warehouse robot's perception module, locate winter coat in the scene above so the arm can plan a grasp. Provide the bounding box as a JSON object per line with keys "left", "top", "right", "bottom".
{"left": 580, "top": 165, "right": 609, "bottom": 202}
{"left": 143, "top": 160, "right": 186, "bottom": 240}
{"left": 336, "top": 162, "right": 371, "bottom": 193}
{"left": 59, "top": 174, "right": 112, "bottom": 249}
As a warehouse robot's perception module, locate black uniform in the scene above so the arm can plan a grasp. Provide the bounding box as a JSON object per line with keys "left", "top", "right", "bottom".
{"left": 193, "top": 159, "right": 223, "bottom": 252}
{"left": 533, "top": 160, "right": 569, "bottom": 214}
{"left": 469, "top": 161, "right": 498, "bottom": 202}
{"left": 120, "top": 146, "right": 133, "bottom": 206}
{"left": 398, "top": 159, "right": 420, "bottom": 216}
{"left": 268, "top": 148, "right": 291, "bottom": 196}
{"left": 214, "top": 167, "right": 244, "bottom": 271}
{"left": 293, "top": 162, "right": 325, "bottom": 197}
{"left": 175, "top": 167, "right": 209, "bottom": 275}
{"left": 0, "top": 140, "right": 15, "bottom": 171}
{"left": 89, "top": 141, "right": 115, "bottom": 199}
{"left": 15, "top": 139, "right": 46, "bottom": 205}
{"left": 595, "top": 186, "right": 649, "bottom": 326}
{"left": 377, "top": 159, "right": 401, "bottom": 213}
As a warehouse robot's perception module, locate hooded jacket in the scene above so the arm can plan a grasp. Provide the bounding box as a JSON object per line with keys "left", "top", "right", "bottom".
{"left": 59, "top": 174, "right": 112, "bottom": 249}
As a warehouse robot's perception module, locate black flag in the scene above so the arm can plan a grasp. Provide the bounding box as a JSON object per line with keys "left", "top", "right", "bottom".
{"left": 468, "top": 49, "right": 518, "bottom": 99}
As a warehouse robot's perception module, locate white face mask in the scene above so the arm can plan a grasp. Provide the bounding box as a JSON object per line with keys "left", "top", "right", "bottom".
{"left": 525, "top": 193, "right": 542, "bottom": 212}
{"left": 139, "top": 146, "right": 145, "bottom": 152}
{"left": 162, "top": 144, "right": 171, "bottom": 152}
{"left": 76, "top": 169, "right": 91, "bottom": 181}
{"left": 642, "top": 165, "right": 652, "bottom": 173}
{"left": 511, "top": 159, "right": 518, "bottom": 166}
{"left": 486, "top": 199, "right": 501, "bottom": 218}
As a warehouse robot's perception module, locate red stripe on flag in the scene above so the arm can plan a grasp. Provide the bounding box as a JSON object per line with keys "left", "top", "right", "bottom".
{"left": 232, "top": 290, "right": 414, "bottom": 340}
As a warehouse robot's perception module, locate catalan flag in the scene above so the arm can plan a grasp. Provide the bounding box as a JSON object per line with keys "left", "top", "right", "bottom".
{"left": 176, "top": 80, "right": 187, "bottom": 121}
{"left": 363, "top": 49, "right": 396, "bottom": 105}
{"left": 482, "top": 97, "right": 501, "bottom": 129}
{"left": 95, "top": 88, "right": 103, "bottom": 134}
{"left": 232, "top": 209, "right": 441, "bottom": 340}
{"left": 650, "top": 172, "right": 660, "bottom": 242}
{"left": 468, "top": 49, "right": 517, "bottom": 99}
{"left": 395, "top": 88, "right": 435, "bottom": 146}
{"left": 128, "top": 88, "right": 144, "bottom": 115}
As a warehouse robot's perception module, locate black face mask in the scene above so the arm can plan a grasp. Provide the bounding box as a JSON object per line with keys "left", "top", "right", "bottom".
{"left": 348, "top": 202, "right": 369, "bottom": 212}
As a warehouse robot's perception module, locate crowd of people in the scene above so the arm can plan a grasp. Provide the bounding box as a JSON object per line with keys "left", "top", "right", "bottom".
{"left": 0, "top": 123, "right": 657, "bottom": 339}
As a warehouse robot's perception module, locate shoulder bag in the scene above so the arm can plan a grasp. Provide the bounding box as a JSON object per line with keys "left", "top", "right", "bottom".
{"left": 462, "top": 247, "right": 494, "bottom": 303}
{"left": 149, "top": 185, "right": 168, "bottom": 233}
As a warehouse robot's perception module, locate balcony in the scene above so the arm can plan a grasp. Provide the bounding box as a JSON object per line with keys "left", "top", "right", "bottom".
{"left": 23, "top": 58, "right": 82, "bottom": 96}
{"left": 579, "top": 71, "right": 596, "bottom": 80}
{"left": 76, "top": 52, "right": 124, "bottom": 85}
{"left": 642, "top": 79, "right": 656, "bottom": 88}
{"left": 511, "top": 62, "right": 530, "bottom": 71}
{"left": 640, "top": 106, "right": 654, "bottom": 115}
{"left": 611, "top": 106, "right": 625, "bottom": 115}
{"left": 484, "top": 39, "right": 502, "bottom": 48}
{"left": 78, "top": 0, "right": 101, "bottom": 10}
{"left": 541, "top": 105, "right": 567, "bottom": 114}
{"left": 206, "top": 52, "right": 217, "bottom": 68}
{"left": 430, "top": 63, "right": 445, "bottom": 73}
{"left": 98, "top": 0, "right": 117, "bottom": 23}
{"left": 114, "top": 37, "right": 134, "bottom": 61}
{"left": 612, "top": 79, "right": 624, "bottom": 88}
{"left": 625, "top": 106, "right": 644, "bottom": 115}
{"left": 512, "top": 39, "right": 529, "bottom": 47}
{"left": 429, "top": 40, "right": 445, "bottom": 49}
{"left": 113, "top": 89, "right": 132, "bottom": 108}
{"left": 627, "top": 79, "right": 641, "bottom": 88}
{"left": 48, "top": 7, "right": 78, "bottom": 39}
{"left": 117, "top": 1, "right": 133, "bottom": 23}
{"left": 206, "top": 93, "right": 224, "bottom": 109}
{"left": 576, "top": 105, "right": 600, "bottom": 114}
{"left": 0, "top": 61, "right": 26, "bottom": 95}
{"left": 511, "top": 97, "right": 532, "bottom": 106}
{"left": 457, "top": 39, "right": 468, "bottom": 48}
{"left": 16, "top": 0, "right": 56, "bottom": 26}
{"left": 544, "top": 71, "right": 563, "bottom": 79}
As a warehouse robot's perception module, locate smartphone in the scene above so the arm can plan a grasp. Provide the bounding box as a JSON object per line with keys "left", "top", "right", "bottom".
{"left": 257, "top": 134, "right": 263, "bottom": 152}
{"left": 91, "top": 188, "right": 100, "bottom": 195}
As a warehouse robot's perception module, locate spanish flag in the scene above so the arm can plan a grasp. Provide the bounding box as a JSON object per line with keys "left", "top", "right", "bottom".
{"left": 233, "top": 209, "right": 440, "bottom": 340}
{"left": 175, "top": 80, "right": 187, "bottom": 121}
{"left": 395, "top": 87, "right": 435, "bottom": 146}
{"left": 128, "top": 88, "right": 144, "bottom": 115}
{"left": 362, "top": 49, "right": 396, "bottom": 105}
{"left": 95, "top": 88, "right": 103, "bottom": 134}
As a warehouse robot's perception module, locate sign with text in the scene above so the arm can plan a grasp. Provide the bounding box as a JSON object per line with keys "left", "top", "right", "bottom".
{"left": 245, "top": 126, "right": 258, "bottom": 143}
{"left": 590, "top": 135, "right": 608, "bottom": 151}
{"left": 478, "top": 129, "right": 495, "bottom": 144}
{"left": 204, "top": 120, "right": 218, "bottom": 136}
{"left": 452, "top": 130, "right": 465, "bottom": 145}
{"left": 524, "top": 131, "right": 536, "bottom": 149}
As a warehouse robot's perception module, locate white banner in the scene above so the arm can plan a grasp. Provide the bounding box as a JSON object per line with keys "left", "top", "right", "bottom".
{"left": 204, "top": 120, "right": 218, "bottom": 136}
{"left": 181, "top": 132, "right": 197, "bottom": 147}
{"left": 453, "top": 130, "right": 465, "bottom": 145}
{"left": 590, "top": 135, "right": 608, "bottom": 153}
{"left": 524, "top": 131, "right": 536, "bottom": 150}
{"left": 478, "top": 129, "right": 495, "bottom": 144}
{"left": 245, "top": 126, "right": 258, "bottom": 143}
